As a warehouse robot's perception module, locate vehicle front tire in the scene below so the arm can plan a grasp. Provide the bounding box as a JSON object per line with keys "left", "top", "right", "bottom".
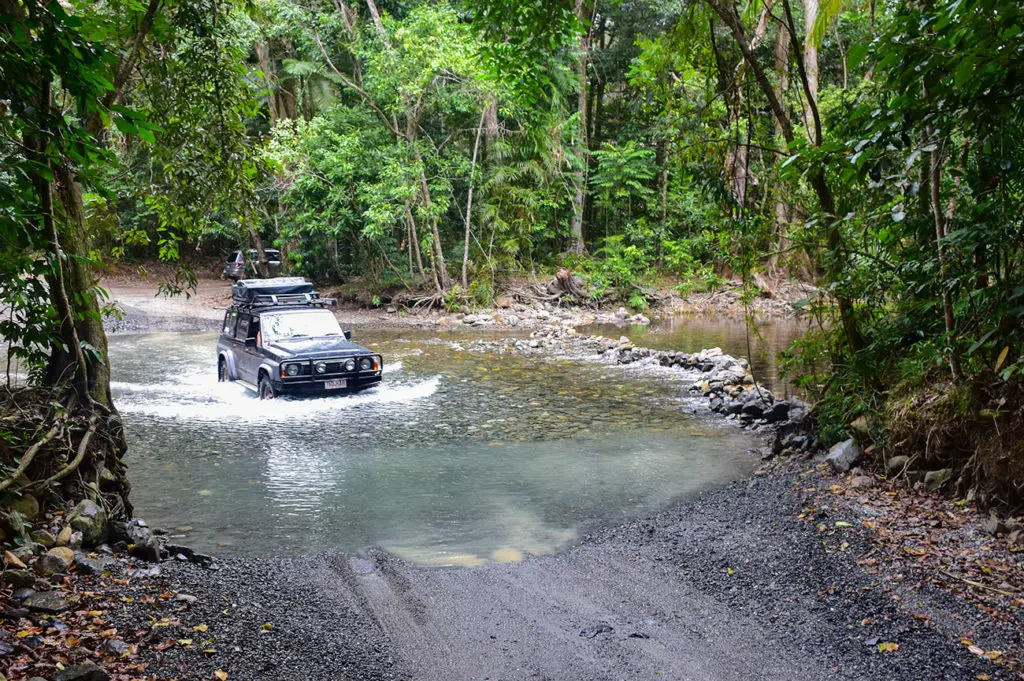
{"left": 218, "top": 358, "right": 232, "bottom": 383}
{"left": 258, "top": 375, "right": 277, "bottom": 400}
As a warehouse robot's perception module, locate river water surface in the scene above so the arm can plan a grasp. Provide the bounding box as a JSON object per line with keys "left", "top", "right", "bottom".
{"left": 111, "top": 324, "right": 786, "bottom": 565}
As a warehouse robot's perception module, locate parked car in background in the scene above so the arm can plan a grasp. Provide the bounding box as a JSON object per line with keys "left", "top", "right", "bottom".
{"left": 221, "top": 248, "right": 282, "bottom": 280}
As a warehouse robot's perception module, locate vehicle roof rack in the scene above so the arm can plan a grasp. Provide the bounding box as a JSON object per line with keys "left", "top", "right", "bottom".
{"left": 232, "top": 277, "right": 337, "bottom": 309}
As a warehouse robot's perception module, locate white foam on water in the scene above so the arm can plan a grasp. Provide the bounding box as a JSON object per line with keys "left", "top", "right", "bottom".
{"left": 114, "top": 375, "right": 440, "bottom": 421}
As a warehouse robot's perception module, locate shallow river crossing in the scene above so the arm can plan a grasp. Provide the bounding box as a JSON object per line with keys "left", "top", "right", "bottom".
{"left": 111, "top": 321, "right": 803, "bottom": 565}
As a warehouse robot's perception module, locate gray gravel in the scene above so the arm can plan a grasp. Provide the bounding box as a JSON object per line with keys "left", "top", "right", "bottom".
{"left": 97, "top": 465, "right": 1016, "bottom": 681}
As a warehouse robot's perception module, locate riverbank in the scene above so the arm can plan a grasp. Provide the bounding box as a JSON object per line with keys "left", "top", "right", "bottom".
{"left": 100, "top": 266, "right": 811, "bottom": 336}
{"left": 4, "top": 460, "right": 1020, "bottom": 680}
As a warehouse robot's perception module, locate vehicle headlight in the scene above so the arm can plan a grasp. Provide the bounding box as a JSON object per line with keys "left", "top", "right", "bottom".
{"left": 344, "top": 359, "right": 356, "bottom": 372}
{"left": 359, "top": 357, "right": 373, "bottom": 371}
{"left": 315, "top": 362, "right": 327, "bottom": 375}
{"left": 285, "top": 364, "right": 300, "bottom": 377}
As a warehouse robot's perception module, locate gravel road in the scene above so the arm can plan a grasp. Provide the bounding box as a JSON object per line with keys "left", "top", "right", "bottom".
{"left": 115, "top": 467, "right": 1015, "bottom": 681}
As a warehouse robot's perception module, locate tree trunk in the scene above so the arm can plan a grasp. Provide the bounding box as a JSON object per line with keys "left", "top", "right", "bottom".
{"left": 255, "top": 41, "right": 280, "bottom": 125}
{"left": 928, "top": 125, "right": 963, "bottom": 381}
{"left": 568, "top": 0, "right": 594, "bottom": 255}
{"left": 802, "top": 0, "right": 820, "bottom": 138}
{"left": 462, "top": 106, "right": 488, "bottom": 289}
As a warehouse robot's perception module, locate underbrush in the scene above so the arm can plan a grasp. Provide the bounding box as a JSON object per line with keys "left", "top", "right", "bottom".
{"left": 783, "top": 325, "right": 1024, "bottom": 510}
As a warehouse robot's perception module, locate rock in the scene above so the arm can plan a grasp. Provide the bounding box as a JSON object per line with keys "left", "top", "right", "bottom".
{"left": 3, "top": 550, "right": 27, "bottom": 570}
{"left": 53, "top": 662, "right": 109, "bottom": 681}
{"left": 13, "top": 587, "right": 35, "bottom": 600}
{"left": 528, "top": 339, "right": 540, "bottom": 348}
{"left": 824, "top": 439, "right": 862, "bottom": 473}
{"left": 850, "top": 475, "right": 874, "bottom": 489}
{"left": 11, "top": 544, "right": 39, "bottom": 563}
{"left": 504, "top": 315, "right": 519, "bottom": 327}
{"left": 886, "top": 455, "right": 910, "bottom": 473}
{"left": 461, "top": 314, "right": 478, "bottom": 325}
{"left": 57, "top": 526, "right": 73, "bottom": 546}
{"left": 614, "top": 307, "right": 628, "bottom": 320}
{"left": 580, "top": 623, "right": 614, "bottom": 639}
{"left": 765, "top": 401, "right": 791, "bottom": 423}
{"left": 30, "top": 529, "right": 56, "bottom": 548}
{"left": 37, "top": 547, "right": 74, "bottom": 575}
{"left": 10, "top": 494, "right": 40, "bottom": 521}
{"left": 983, "top": 516, "right": 1008, "bottom": 536}
{"left": 0, "top": 640, "right": 15, "bottom": 655}
{"left": 69, "top": 531, "right": 83, "bottom": 550}
{"left": 102, "top": 638, "right": 131, "bottom": 657}
{"left": 73, "top": 554, "right": 111, "bottom": 576}
{"left": 1, "top": 607, "right": 30, "bottom": 620}
{"left": 24, "top": 590, "right": 70, "bottom": 613}
{"left": 174, "top": 593, "right": 198, "bottom": 604}
{"left": 709, "top": 397, "right": 725, "bottom": 413}
{"left": 923, "top": 468, "right": 952, "bottom": 492}
{"left": 2, "top": 569, "right": 35, "bottom": 588}
{"left": 385, "top": 305, "right": 397, "bottom": 314}
{"left": 496, "top": 295, "right": 515, "bottom": 308}
{"left": 850, "top": 415, "right": 871, "bottom": 443}
{"left": 68, "top": 500, "right": 107, "bottom": 546}
{"left": 741, "top": 401, "right": 767, "bottom": 419}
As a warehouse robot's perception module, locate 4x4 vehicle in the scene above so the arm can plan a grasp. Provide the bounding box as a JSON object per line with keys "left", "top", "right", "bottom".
{"left": 221, "top": 248, "right": 282, "bottom": 281}
{"left": 217, "top": 277, "right": 383, "bottom": 399}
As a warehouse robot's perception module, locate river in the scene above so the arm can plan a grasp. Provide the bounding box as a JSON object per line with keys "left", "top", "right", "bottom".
{"left": 110, "top": 320, "right": 801, "bottom": 565}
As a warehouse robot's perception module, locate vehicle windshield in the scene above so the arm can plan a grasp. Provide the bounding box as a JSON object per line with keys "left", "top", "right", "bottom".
{"left": 261, "top": 310, "right": 342, "bottom": 342}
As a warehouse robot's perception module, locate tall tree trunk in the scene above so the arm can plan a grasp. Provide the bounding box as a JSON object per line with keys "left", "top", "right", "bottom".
{"left": 255, "top": 41, "right": 280, "bottom": 125}
{"left": 927, "top": 124, "right": 963, "bottom": 381}
{"left": 462, "top": 106, "right": 488, "bottom": 289}
{"left": 802, "top": 0, "right": 820, "bottom": 138}
{"left": 770, "top": 23, "right": 792, "bottom": 275}
{"left": 568, "top": 0, "right": 594, "bottom": 255}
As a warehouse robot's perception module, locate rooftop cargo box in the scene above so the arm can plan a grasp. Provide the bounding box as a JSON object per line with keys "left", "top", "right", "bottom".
{"left": 232, "top": 277, "right": 315, "bottom": 303}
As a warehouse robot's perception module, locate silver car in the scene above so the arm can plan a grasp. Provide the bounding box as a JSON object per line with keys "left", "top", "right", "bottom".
{"left": 221, "top": 248, "right": 282, "bottom": 281}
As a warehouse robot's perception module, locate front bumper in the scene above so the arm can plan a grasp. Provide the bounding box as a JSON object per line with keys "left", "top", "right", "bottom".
{"left": 274, "top": 374, "right": 382, "bottom": 395}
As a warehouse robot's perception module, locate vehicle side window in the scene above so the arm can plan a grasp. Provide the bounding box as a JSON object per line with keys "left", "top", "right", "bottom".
{"left": 223, "top": 311, "right": 237, "bottom": 335}
{"left": 235, "top": 314, "right": 250, "bottom": 340}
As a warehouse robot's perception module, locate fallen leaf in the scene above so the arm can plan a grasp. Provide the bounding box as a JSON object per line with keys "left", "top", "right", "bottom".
{"left": 261, "top": 623, "right": 272, "bottom": 631}
{"left": 878, "top": 642, "right": 899, "bottom": 652}
{"left": 835, "top": 521, "right": 853, "bottom": 528}
{"left": 214, "top": 670, "right": 228, "bottom": 680}
{"left": 193, "top": 623, "right": 209, "bottom": 632}
{"left": 178, "top": 639, "right": 193, "bottom": 646}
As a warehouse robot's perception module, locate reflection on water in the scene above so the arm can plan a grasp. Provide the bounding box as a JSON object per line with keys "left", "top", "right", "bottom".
{"left": 113, "top": 329, "right": 764, "bottom": 564}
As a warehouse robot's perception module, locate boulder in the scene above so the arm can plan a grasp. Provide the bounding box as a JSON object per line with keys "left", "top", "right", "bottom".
{"left": 54, "top": 662, "right": 110, "bottom": 681}
{"left": 73, "top": 554, "right": 112, "bottom": 575}
{"left": 885, "top": 455, "right": 910, "bottom": 473}
{"left": 824, "top": 439, "right": 862, "bottom": 473}
{"left": 850, "top": 475, "right": 874, "bottom": 489}
{"left": 923, "top": 468, "right": 952, "bottom": 492}
{"left": 983, "top": 516, "right": 1008, "bottom": 537}
{"left": 765, "top": 401, "right": 791, "bottom": 423}
{"left": 462, "top": 314, "right": 478, "bottom": 325}
{"left": 57, "top": 526, "right": 73, "bottom": 546}
{"left": 2, "top": 569, "right": 35, "bottom": 588}
{"left": 37, "top": 547, "right": 74, "bottom": 575}
{"left": 31, "top": 529, "right": 56, "bottom": 548}
{"left": 102, "top": 638, "right": 131, "bottom": 657}
{"left": 741, "top": 401, "right": 767, "bottom": 419}
{"left": 24, "top": 590, "right": 70, "bottom": 614}
{"left": 68, "top": 500, "right": 107, "bottom": 546}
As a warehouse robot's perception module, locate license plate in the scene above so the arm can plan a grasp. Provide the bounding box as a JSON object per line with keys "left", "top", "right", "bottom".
{"left": 324, "top": 379, "right": 347, "bottom": 390}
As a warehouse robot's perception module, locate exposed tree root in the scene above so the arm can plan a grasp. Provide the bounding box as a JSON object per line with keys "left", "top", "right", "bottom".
{"left": 1, "top": 387, "right": 131, "bottom": 546}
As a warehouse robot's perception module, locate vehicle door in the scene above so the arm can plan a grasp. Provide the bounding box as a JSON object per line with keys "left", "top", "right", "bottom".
{"left": 234, "top": 313, "right": 263, "bottom": 383}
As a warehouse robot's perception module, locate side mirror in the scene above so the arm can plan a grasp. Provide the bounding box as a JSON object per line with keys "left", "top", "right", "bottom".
{"left": 244, "top": 337, "right": 257, "bottom": 348}
{"left": 344, "top": 330, "right": 352, "bottom": 340}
